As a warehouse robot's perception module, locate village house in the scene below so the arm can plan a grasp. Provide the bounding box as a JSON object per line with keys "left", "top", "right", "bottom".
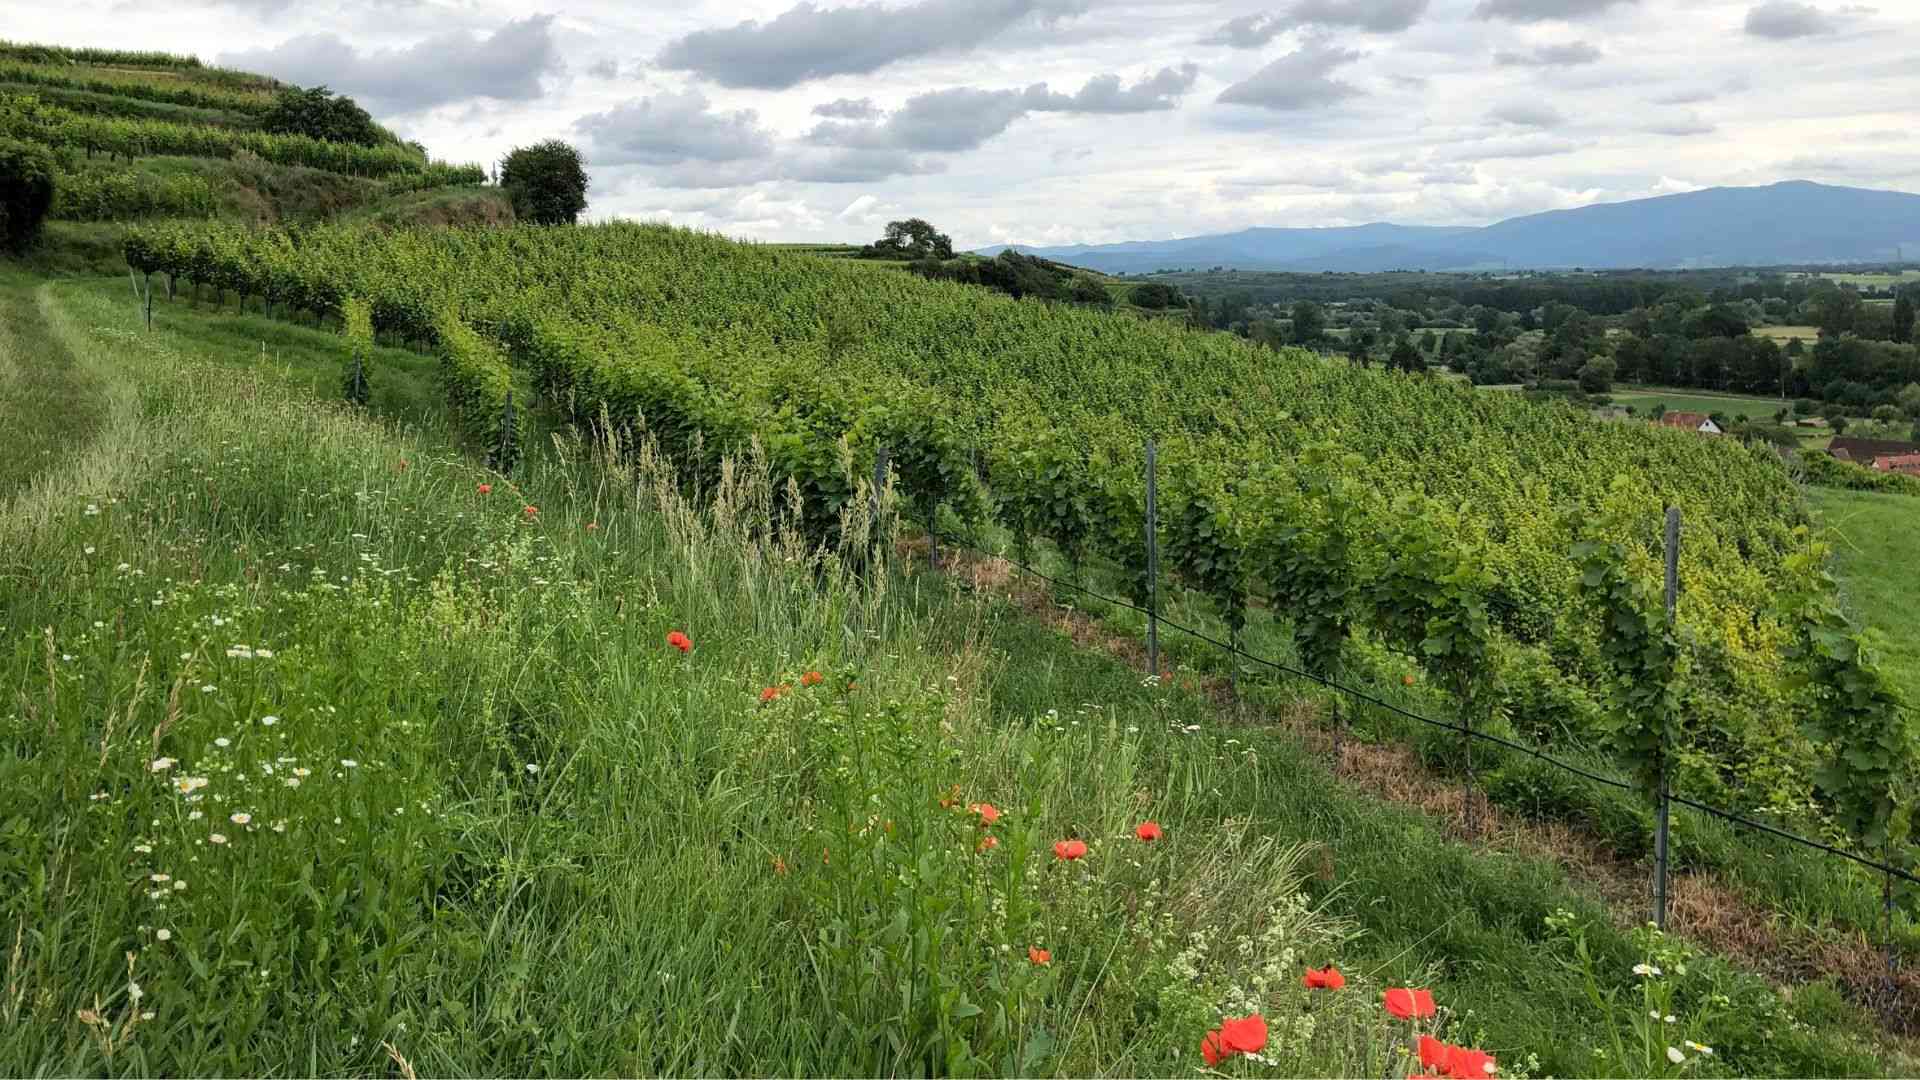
{"left": 1657, "top": 411, "right": 1722, "bottom": 435}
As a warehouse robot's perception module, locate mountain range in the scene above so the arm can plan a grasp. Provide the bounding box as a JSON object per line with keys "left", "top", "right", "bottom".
{"left": 979, "top": 181, "right": 1920, "bottom": 273}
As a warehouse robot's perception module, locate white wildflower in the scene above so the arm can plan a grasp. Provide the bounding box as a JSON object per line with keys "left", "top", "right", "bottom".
{"left": 155, "top": 929, "right": 171, "bottom": 942}
{"left": 209, "top": 833, "right": 227, "bottom": 845}
{"left": 1667, "top": 1047, "right": 1686, "bottom": 1065}
{"left": 229, "top": 813, "right": 251, "bottom": 825}
{"left": 149, "top": 758, "right": 176, "bottom": 772}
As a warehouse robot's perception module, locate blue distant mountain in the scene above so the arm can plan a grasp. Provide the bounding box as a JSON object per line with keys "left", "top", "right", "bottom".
{"left": 978, "top": 181, "right": 1920, "bottom": 273}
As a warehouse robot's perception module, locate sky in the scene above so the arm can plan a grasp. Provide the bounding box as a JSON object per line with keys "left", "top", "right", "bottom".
{"left": 11, "top": 0, "right": 1919, "bottom": 248}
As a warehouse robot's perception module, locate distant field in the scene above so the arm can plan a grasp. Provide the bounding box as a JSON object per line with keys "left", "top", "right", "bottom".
{"left": 1800, "top": 270, "right": 1920, "bottom": 289}
{"left": 1609, "top": 387, "right": 1791, "bottom": 419}
{"left": 1812, "top": 488, "right": 1920, "bottom": 703}
{"left": 1755, "top": 324, "right": 1821, "bottom": 343}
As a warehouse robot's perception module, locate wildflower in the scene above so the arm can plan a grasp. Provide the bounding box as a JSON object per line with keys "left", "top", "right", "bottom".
{"left": 172, "top": 776, "right": 208, "bottom": 795}
{"left": 801, "top": 670, "right": 824, "bottom": 687}
{"left": 1028, "top": 946, "right": 1051, "bottom": 966}
{"left": 1201, "top": 1030, "right": 1229, "bottom": 1067}
{"left": 586, "top": 522, "right": 599, "bottom": 531}
{"left": 476, "top": 483, "right": 492, "bottom": 495}
{"left": 1134, "top": 820, "right": 1163, "bottom": 842}
{"left": 214, "top": 737, "right": 230, "bottom": 748}
{"left": 149, "top": 758, "right": 176, "bottom": 772}
{"left": 260, "top": 715, "right": 278, "bottom": 727}
{"left": 1632, "top": 963, "right": 1662, "bottom": 977}
{"left": 523, "top": 505, "right": 538, "bottom": 517}
{"left": 1302, "top": 965, "right": 1346, "bottom": 990}
{"left": 970, "top": 803, "right": 1001, "bottom": 826}
{"left": 772, "top": 856, "right": 787, "bottom": 876}
{"left": 155, "top": 929, "right": 171, "bottom": 942}
{"left": 1053, "top": 839, "right": 1088, "bottom": 861}
{"left": 1383, "top": 988, "right": 1437, "bottom": 1020}
{"left": 938, "top": 785, "right": 963, "bottom": 810}
{"left": 149, "top": 873, "right": 170, "bottom": 883}
{"left": 667, "top": 630, "right": 692, "bottom": 654}
{"left": 229, "top": 813, "right": 251, "bottom": 825}
{"left": 1404, "top": 673, "right": 1416, "bottom": 686}
{"left": 210, "top": 833, "right": 228, "bottom": 845}
{"left": 525, "top": 763, "right": 540, "bottom": 774}
{"left": 976, "top": 835, "right": 999, "bottom": 853}
{"left": 1421, "top": 1035, "right": 1498, "bottom": 1079}
{"left": 340, "top": 759, "right": 358, "bottom": 769}
{"left": 1666, "top": 1047, "right": 1686, "bottom": 1065}
{"left": 759, "top": 686, "right": 784, "bottom": 705}
{"left": 1219, "top": 1014, "right": 1268, "bottom": 1054}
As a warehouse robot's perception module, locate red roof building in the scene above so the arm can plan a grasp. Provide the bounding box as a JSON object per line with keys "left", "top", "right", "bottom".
{"left": 1657, "top": 412, "right": 1722, "bottom": 435}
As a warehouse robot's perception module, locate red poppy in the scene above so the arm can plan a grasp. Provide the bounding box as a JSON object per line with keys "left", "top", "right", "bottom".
{"left": 523, "top": 505, "right": 538, "bottom": 517}
{"left": 1384, "top": 988, "right": 1436, "bottom": 1020}
{"left": 1135, "top": 821, "right": 1163, "bottom": 842}
{"left": 771, "top": 855, "right": 787, "bottom": 876}
{"left": 1218, "top": 1014, "right": 1268, "bottom": 1054}
{"left": 1028, "top": 945, "right": 1051, "bottom": 966}
{"left": 759, "top": 686, "right": 784, "bottom": 704}
{"left": 1403, "top": 673, "right": 1416, "bottom": 686}
{"left": 476, "top": 483, "right": 492, "bottom": 495}
{"left": 1302, "top": 965, "right": 1346, "bottom": 990}
{"left": 976, "top": 835, "right": 999, "bottom": 853}
{"left": 801, "top": 670, "right": 824, "bottom": 687}
{"left": 666, "top": 630, "right": 692, "bottom": 653}
{"left": 1053, "top": 839, "right": 1088, "bottom": 860}
{"left": 1419, "top": 1036, "right": 1450, "bottom": 1071}
{"left": 970, "top": 803, "right": 1000, "bottom": 826}
{"left": 1419, "top": 1036, "right": 1497, "bottom": 1078}
{"left": 1201, "top": 1029, "right": 1229, "bottom": 1068}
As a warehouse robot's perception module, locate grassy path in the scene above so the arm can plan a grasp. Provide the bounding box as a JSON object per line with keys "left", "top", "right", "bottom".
{"left": 1812, "top": 488, "right": 1920, "bottom": 702}
{"left": 0, "top": 272, "right": 111, "bottom": 500}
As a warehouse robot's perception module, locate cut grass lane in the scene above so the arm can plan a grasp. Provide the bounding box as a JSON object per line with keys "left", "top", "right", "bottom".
{"left": 0, "top": 271, "right": 111, "bottom": 501}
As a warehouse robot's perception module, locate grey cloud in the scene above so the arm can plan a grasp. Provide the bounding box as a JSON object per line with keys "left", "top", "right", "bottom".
{"left": 576, "top": 90, "right": 776, "bottom": 166}
{"left": 1652, "top": 86, "right": 1716, "bottom": 105}
{"left": 1216, "top": 42, "right": 1364, "bottom": 111}
{"left": 657, "top": 0, "right": 1088, "bottom": 90}
{"left": 1743, "top": 2, "right": 1841, "bottom": 38}
{"left": 587, "top": 58, "right": 621, "bottom": 79}
{"left": 1203, "top": 0, "right": 1426, "bottom": 45}
{"left": 219, "top": 15, "right": 560, "bottom": 112}
{"left": 1645, "top": 114, "right": 1715, "bottom": 136}
{"left": 1021, "top": 64, "right": 1199, "bottom": 112}
{"left": 808, "top": 68, "right": 1199, "bottom": 155}
{"left": 1473, "top": 0, "right": 1637, "bottom": 22}
{"left": 788, "top": 149, "right": 944, "bottom": 183}
{"left": 813, "top": 98, "right": 880, "bottom": 120}
{"left": 1493, "top": 41, "right": 1602, "bottom": 65}
{"left": 1488, "top": 101, "right": 1566, "bottom": 126}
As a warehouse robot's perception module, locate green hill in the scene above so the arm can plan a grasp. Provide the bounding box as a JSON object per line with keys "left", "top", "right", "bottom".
{"left": 0, "top": 39, "right": 509, "bottom": 262}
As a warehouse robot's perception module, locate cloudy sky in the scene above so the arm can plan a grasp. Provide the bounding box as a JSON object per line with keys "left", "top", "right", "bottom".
{"left": 13, "top": 0, "right": 1918, "bottom": 246}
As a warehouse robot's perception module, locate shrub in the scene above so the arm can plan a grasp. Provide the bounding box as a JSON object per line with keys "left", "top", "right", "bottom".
{"left": 500, "top": 140, "right": 588, "bottom": 226}
{"left": 260, "top": 85, "right": 383, "bottom": 147}
{"left": 0, "top": 136, "right": 56, "bottom": 251}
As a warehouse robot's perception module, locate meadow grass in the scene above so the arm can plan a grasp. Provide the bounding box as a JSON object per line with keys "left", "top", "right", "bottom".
{"left": 0, "top": 272, "right": 1907, "bottom": 1076}
{"left": 1608, "top": 388, "right": 1793, "bottom": 420}
{"left": 1811, "top": 488, "right": 1920, "bottom": 704}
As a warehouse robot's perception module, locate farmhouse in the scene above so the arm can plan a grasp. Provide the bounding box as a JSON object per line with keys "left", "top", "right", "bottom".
{"left": 1829, "top": 436, "right": 1920, "bottom": 469}
{"left": 1871, "top": 453, "right": 1920, "bottom": 476}
{"left": 1657, "top": 411, "right": 1722, "bottom": 435}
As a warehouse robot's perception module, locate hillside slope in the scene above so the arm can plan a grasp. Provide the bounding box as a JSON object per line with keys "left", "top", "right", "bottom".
{"left": 996, "top": 181, "right": 1920, "bottom": 271}
{"left": 0, "top": 40, "right": 509, "bottom": 251}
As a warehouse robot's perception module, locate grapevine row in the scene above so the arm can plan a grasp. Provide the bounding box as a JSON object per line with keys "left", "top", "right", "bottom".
{"left": 119, "top": 219, "right": 1917, "bottom": 872}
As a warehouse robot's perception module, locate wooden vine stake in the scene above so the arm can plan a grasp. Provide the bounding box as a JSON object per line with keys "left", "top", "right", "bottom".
{"left": 1144, "top": 437, "right": 1159, "bottom": 680}
{"left": 1655, "top": 506, "right": 1680, "bottom": 931}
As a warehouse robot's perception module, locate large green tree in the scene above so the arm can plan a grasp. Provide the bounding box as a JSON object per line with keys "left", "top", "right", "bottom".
{"left": 1893, "top": 290, "right": 1916, "bottom": 344}
{"left": 501, "top": 141, "right": 590, "bottom": 226}
{"left": 0, "top": 138, "right": 56, "bottom": 253}
{"left": 1289, "top": 300, "right": 1326, "bottom": 344}
{"left": 871, "top": 218, "right": 954, "bottom": 260}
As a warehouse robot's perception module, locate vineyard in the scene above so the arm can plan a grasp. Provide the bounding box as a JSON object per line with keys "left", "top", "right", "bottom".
{"left": 121, "top": 219, "right": 1920, "bottom": 887}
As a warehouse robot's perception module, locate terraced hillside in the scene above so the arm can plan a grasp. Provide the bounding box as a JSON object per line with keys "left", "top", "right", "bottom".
{"left": 0, "top": 39, "right": 505, "bottom": 238}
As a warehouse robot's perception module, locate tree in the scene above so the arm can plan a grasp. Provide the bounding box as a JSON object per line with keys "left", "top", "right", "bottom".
{"left": 1389, "top": 339, "right": 1425, "bottom": 374}
{"left": 1894, "top": 292, "right": 1917, "bottom": 344}
{"left": 0, "top": 138, "right": 55, "bottom": 253}
{"left": 1830, "top": 414, "right": 1851, "bottom": 436}
{"left": 261, "top": 86, "right": 383, "bottom": 147}
{"left": 1130, "top": 282, "right": 1183, "bottom": 310}
{"left": 1069, "top": 276, "right": 1112, "bottom": 307}
{"left": 501, "top": 141, "right": 589, "bottom": 226}
{"left": 1872, "top": 404, "right": 1901, "bottom": 424}
{"left": 1290, "top": 300, "right": 1326, "bottom": 345}
{"left": 1577, "top": 356, "right": 1616, "bottom": 395}
{"left": 872, "top": 218, "right": 954, "bottom": 260}
{"left": 1899, "top": 382, "right": 1920, "bottom": 420}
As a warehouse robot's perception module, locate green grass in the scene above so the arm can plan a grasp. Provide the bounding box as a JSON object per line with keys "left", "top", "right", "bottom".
{"left": 1812, "top": 488, "right": 1920, "bottom": 704}
{"left": 1801, "top": 271, "right": 1920, "bottom": 290}
{"left": 1608, "top": 388, "right": 1793, "bottom": 420}
{"left": 1753, "top": 325, "right": 1821, "bottom": 344}
{"left": 0, "top": 269, "right": 112, "bottom": 499}
{"left": 0, "top": 271, "right": 1907, "bottom": 1076}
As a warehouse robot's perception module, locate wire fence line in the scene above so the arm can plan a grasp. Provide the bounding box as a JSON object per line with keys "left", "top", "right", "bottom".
{"left": 927, "top": 522, "right": 1918, "bottom": 891}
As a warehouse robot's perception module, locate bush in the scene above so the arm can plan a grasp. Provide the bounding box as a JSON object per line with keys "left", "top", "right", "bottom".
{"left": 0, "top": 137, "right": 56, "bottom": 252}
{"left": 1129, "top": 282, "right": 1183, "bottom": 310}
{"left": 260, "top": 86, "right": 384, "bottom": 147}
{"left": 1800, "top": 449, "right": 1920, "bottom": 496}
